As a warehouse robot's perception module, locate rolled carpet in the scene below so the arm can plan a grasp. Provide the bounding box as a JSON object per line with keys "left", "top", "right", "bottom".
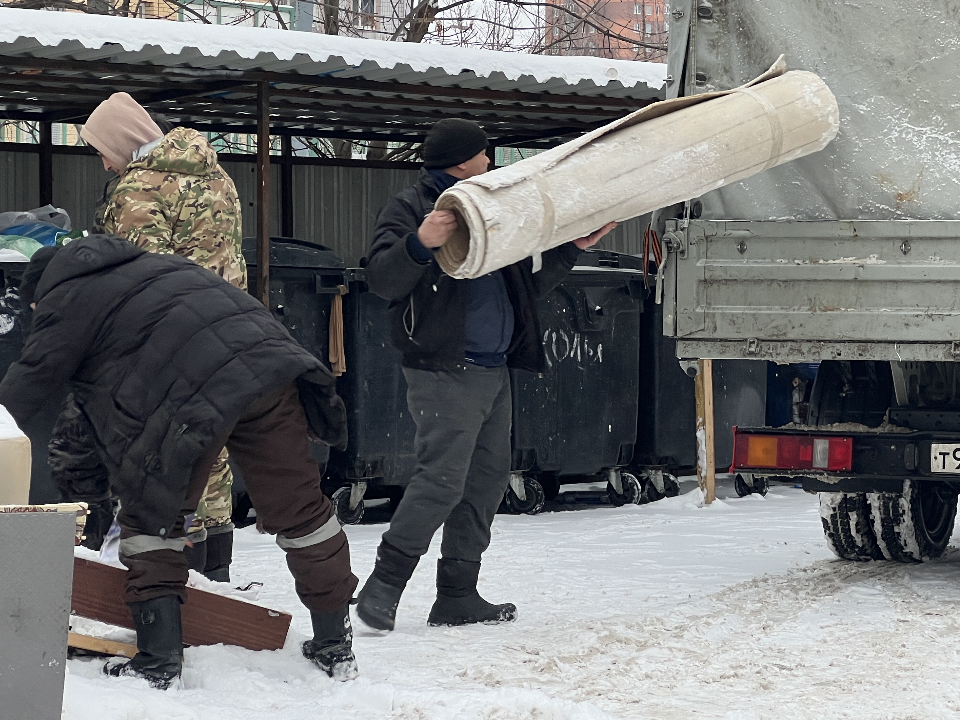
{"left": 434, "top": 56, "right": 839, "bottom": 279}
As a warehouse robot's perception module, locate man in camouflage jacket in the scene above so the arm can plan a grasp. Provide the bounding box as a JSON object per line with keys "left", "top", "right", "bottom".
{"left": 68, "top": 93, "right": 247, "bottom": 580}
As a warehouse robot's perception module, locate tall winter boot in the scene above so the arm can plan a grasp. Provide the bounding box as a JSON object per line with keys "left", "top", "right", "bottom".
{"left": 301, "top": 603, "right": 358, "bottom": 681}
{"left": 182, "top": 528, "right": 207, "bottom": 575}
{"left": 355, "top": 541, "right": 419, "bottom": 631}
{"left": 104, "top": 595, "right": 183, "bottom": 689}
{"left": 202, "top": 524, "right": 233, "bottom": 583}
{"left": 427, "top": 558, "right": 517, "bottom": 627}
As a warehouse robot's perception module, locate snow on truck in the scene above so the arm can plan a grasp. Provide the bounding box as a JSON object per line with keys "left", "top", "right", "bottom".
{"left": 658, "top": 0, "right": 960, "bottom": 561}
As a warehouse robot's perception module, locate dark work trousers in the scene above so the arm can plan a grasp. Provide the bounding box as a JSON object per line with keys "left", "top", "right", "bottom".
{"left": 119, "top": 383, "right": 358, "bottom": 614}
{"left": 383, "top": 365, "right": 512, "bottom": 562}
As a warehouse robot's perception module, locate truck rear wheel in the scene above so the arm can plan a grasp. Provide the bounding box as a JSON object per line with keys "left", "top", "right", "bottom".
{"left": 819, "top": 492, "right": 883, "bottom": 561}
{"left": 868, "top": 480, "right": 957, "bottom": 562}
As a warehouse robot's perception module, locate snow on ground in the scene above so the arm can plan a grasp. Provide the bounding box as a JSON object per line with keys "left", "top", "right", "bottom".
{"left": 63, "top": 477, "right": 960, "bottom": 719}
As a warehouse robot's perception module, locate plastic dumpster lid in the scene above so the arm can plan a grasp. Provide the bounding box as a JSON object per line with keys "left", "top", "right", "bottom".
{"left": 242, "top": 236, "right": 345, "bottom": 270}
{"left": 571, "top": 249, "right": 645, "bottom": 274}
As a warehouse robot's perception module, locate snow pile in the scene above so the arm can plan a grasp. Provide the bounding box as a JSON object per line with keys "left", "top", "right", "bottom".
{"left": 0, "top": 9, "right": 666, "bottom": 91}
{"left": 0, "top": 403, "right": 24, "bottom": 440}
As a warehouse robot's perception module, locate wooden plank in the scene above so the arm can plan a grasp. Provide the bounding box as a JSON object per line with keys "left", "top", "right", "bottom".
{"left": 68, "top": 632, "right": 137, "bottom": 659}
{"left": 695, "top": 359, "right": 717, "bottom": 505}
{"left": 71, "top": 558, "right": 291, "bottom": 652}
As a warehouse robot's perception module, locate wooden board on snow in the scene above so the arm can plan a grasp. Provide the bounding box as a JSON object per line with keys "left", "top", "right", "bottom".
{"left": 68, "top": 632, "right": 137, "bottom": 658}
{"left": 72, "top": 557, "right": 291, "bottom": 651}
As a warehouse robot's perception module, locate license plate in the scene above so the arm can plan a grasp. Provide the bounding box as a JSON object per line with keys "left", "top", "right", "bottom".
{"left": 931, "top": 444, "right": 960, "bottom": 474}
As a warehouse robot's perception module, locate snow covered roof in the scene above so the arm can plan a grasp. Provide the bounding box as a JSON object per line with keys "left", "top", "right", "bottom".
{"left": 0, "top": 8, "right": 666, "bottom": 145}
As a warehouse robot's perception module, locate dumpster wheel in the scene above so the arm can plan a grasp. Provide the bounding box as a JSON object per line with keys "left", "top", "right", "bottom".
{"left": 662, "top": 473, "right": 680, "bottom": 498}
{"left": 637, "top": 471, "right": 679, "bottom": 504}
{"left": 608, "top": 472, "right": 642, "bottom": 506}
{"left": 332, "top": 486, "right": 365, "bottom": 525}
{"left": 735, "top": 474, "right": 768, "bottom": 498}
{"left": 504, "top": 474, "right": 546, "bottom": 515}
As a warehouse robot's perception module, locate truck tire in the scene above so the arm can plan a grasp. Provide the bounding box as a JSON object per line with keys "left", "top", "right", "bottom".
{"left": 867, "top": 480, "right": 957, "bottom": 562}
{"left": 819, "top": 492, "right": 883, "bottom": 561}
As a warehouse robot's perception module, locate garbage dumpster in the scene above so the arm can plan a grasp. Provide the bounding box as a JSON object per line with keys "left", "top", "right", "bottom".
{"left": 241, "top": 246, "right": 416, "bottom": 525}
{"left": 631, "top": 297, "right": 768, "bottom": 496}
{"left": 242, "top": 236, "right": 345, "bottom": 361}
{"left": 506, "top": 249, "right": 646, "bottom": 513}
{"left": 238, "top": 237, "right": 346, "bottom": 517}
{"left": 325, "top": 270, "right": 418, "bottom": 522}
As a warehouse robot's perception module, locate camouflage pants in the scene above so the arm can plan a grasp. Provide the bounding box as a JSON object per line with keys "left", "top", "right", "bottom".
{"left": 188, "top": 447, "right": 233, "bottom": 533}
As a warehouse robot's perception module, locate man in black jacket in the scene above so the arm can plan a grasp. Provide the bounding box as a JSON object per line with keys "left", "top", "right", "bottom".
{"left": 356, "top": 118, "right": 615, "bottom": 631}
{"left": 0, "top": 237, "right": 359, "bottom": 687}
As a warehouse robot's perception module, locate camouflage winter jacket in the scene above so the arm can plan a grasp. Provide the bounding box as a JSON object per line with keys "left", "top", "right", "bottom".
{"left": 97, "top": 127, "right": 247, "bottom": 289}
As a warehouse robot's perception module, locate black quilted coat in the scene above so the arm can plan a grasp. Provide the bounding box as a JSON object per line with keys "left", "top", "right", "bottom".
{"left": 0, "top": 235, "right": 346, "bottom": 537}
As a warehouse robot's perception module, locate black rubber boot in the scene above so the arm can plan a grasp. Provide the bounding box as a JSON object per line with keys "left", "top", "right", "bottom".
{"left": 301, "top": 603, "right": 358, "bottom": 681}
{"left": 427, "top": 559, "right": 517, "bottom": 627}
{"left": 202, "top": 525, "right": 233, "bottom": 583}
{"left": 355, "top": 541, "right": 419, "bottom": 631}
{"left": 182, "top": 529, "right": 207, "bottom": 575}
{"left": 104, "top": 595, "right": 183, "bottom": 689}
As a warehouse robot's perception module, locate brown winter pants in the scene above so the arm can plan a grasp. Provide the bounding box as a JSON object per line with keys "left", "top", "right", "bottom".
{"left": 119, "top": 383, "right": 358, "bottom": 614}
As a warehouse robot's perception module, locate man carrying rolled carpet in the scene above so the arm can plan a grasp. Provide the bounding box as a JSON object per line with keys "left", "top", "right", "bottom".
{"left": 358, "top": 118, "right": 616, "bottom": 630}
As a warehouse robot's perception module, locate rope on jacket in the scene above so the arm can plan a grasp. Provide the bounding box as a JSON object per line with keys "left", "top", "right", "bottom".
{"left": 328, "top": 286, "right": 347, "bottom": 376}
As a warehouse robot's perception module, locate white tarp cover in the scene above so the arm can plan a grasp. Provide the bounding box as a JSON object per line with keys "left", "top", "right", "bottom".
{"left": 0, "top": 8, "right": 666, "bottom": 91}
{"left": 435, "top": 58, "right": 839, "bottom": 279}
{"left": 686, "top": 0, "right": 960, "bottom": 221}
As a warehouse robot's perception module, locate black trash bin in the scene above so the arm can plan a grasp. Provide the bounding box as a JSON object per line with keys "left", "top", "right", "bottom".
{"left": 0, "top": 261, "right": 62, "bottom": 505}
{"left": 507, "top": 249, "right": 646, "bottom": 513}
{"left": 242, "top": 236, "right": 345, "bottom": 360}
{"left": 325, "top": 269, "right": 418, "bottom": 521}
{"left": 238, "top": 237, "right": 345, "bottom": 520}
{"left": 631, "top": 297, "right": 767, "bottom": 498}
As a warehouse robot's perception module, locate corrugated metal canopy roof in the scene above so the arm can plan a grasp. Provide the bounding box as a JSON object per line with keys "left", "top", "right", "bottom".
{"left": 0, "top": 8, "right": 666, "bottom": 146}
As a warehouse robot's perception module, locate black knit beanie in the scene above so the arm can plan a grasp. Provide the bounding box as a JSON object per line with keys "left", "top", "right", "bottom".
{"left": 422, "top": 119, "right": 489, "bottom": 169}
{"left": 19, "top": 246, "right": 60, "bottom": 305}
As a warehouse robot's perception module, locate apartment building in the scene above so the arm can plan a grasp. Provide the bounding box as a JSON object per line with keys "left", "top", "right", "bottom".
{"left": 543, "top": 0, "right": 667, "bottom": 61}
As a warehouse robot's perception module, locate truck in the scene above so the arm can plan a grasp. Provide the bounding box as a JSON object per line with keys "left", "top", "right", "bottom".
{"left": 658, "top": 0, "right": 960, "bottom": 561}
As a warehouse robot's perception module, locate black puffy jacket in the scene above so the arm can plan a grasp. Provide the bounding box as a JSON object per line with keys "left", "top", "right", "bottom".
{"left": 0, "top": 236, "right": 346, "bottom": 537}
{"left": 366, "top": 169, "right": 583, "bottom": 372}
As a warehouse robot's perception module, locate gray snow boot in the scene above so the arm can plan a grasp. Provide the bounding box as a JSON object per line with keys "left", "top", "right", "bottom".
{"left": 355, "top": 541, "right": 419, "bottom": 631}
{"left": 427, "top": 558, "right": 517, "bottom": 627}
{"left": 104, "top": 595, "right": 183, "bottom": 690}
{"left": 301, "top": 603, "right": 358, "bottom": 681}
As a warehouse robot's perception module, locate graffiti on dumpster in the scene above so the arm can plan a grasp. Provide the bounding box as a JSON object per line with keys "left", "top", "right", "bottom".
{"left": 543, "top": 328, "right": 603, "bottom": 369}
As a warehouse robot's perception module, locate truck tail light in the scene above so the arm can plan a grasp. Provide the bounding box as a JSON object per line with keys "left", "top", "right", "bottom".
{"left": 733, "top": 430, "right": 852, "bottom": 472}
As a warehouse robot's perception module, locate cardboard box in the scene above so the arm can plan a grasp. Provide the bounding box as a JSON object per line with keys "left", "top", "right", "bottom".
{"left": 0, "top": 404, "right": 31, "bottom": 505}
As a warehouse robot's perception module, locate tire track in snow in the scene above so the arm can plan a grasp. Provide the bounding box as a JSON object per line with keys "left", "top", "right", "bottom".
{"left": 464, "top": 551, "right": 960, "bottom": 718}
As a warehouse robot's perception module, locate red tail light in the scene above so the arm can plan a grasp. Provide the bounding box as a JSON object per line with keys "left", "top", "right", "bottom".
{"left": 733, "top": 431, "right": 853, "bottom": 472}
